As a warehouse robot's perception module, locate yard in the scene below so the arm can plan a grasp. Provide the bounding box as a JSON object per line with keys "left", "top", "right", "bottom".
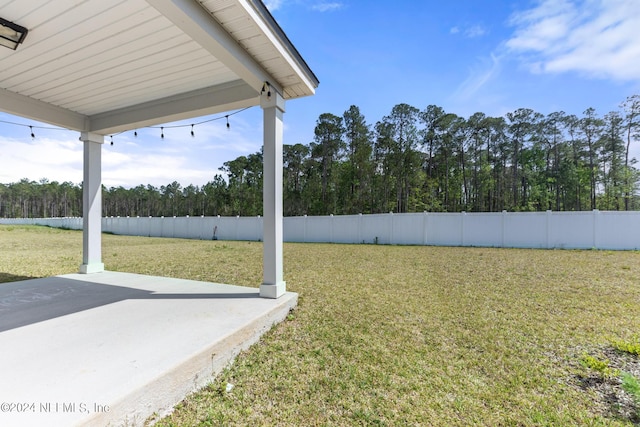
{"left": 0, "top": 225, "right": 639, "bottom": 426}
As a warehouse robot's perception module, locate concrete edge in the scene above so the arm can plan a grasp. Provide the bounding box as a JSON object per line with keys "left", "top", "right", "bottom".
{"left": 81, "top": 292, "right": 298, "bottom": 427}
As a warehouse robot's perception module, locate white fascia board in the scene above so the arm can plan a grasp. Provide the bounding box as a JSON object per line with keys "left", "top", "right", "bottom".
{"left": 88, "top": 80, "right": 259, "bottom": 134}
{"left": 145, "top": 0, "right": 280, "bottom": 95}
{"left": 240, "top": 0, "right": 317, "bottom": 96}
{"left": 0, "top": 87, "right": 88, "bottom": 131}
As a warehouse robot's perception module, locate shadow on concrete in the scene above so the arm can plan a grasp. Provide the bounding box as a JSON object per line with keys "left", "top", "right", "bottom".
{"left": 0, "top": 277, "right": 260, "bottom": 333}
{"left": 0, "top": 272, "right": 37, "bottom": 284}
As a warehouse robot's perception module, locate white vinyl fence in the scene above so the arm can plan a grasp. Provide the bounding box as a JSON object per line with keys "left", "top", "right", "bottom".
{"left": 2, "top": 210, "right": 639, "bottom": 250}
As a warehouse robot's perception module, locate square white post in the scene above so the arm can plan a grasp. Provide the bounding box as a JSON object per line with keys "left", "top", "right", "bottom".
{"left": 260, "top": 92, "right": 286, "bottom": 298}
{"left": 79, "top": 132, "right": 105, "bottom": 274}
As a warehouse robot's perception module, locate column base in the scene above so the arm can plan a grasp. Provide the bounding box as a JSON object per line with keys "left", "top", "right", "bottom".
{"left": 259, "top": 281, "right": 286, "bottom": 299}
{"left": 79, "top": 263, "right": 105, "bottom": 274}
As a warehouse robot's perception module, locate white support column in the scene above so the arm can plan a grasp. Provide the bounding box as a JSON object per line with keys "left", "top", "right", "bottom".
{"left": 260, "top": 92, "right": 286, "bottom": 298}
{"left": 79, "top": 132, "right": 105, "bottom": 274}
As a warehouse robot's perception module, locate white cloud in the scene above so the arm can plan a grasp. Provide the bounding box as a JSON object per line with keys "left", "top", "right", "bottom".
{"left": 263, "top": 0, "right": 285, "bottom": 11}
{"left": 0, "top": 135, "right": 212, "bottom": 188}
{"left": 0, "top": 136, "right": 83, "bottom": 184}
{"left": 465, "top": 25, "right": 487, "bottom": 38}
{"left": 102, "top": 152, "right": 212, "bottom": 188}
{"left": 263, "top": 0, "right": 344, "bottom": 14}
{"left": 102, "top": 130, "right": 261, "bottom": 188}
{"left": 453, "top": 53, "right": 502, "bottom": 100}
{"left": 0, "top": 125, "right": 263, "bottom": 189}
{"left": 450, "top": 24, "right": 487, "bottom": 38}
{"left": 311, "top": 2, "right": 343, "bottom": 12}
{"left": 506, "top": 0, "right": 640, "bottom": 81}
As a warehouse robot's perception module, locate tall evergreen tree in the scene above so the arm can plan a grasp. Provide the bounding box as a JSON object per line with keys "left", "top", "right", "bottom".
{"left": 506, "top": 108, "right": 542, "bottom": 210}
{"left": 310, "top": 113, "right": 345, "bottom": 213}
{"left": 621, "top": 95, "right": 640, "bottom": 210}
{"left": 579, "top": 108, "right": 604, "bottom": 210}
{"left": 382, "top": 103, "right": 420, "bottom": 212}
{"left": 283, "top": 143, "right": 310, "bottom": 215}
{"left": 341, "top": 105, "right": 373, "bottom": 213}
{"left": 600, "top": 111, "right": 625, "bottom": 210}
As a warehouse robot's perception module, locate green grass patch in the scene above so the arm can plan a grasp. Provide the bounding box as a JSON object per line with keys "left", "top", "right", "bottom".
{"left": 1, "top": 225, "right": 640, "bottom": 426}
{"left": 581, "top": 354, "right": 620, "bottom": 379}
{"left": 612, "top": 337, "right": 640, "bottom": 357}
{"left": 622, "top": 373, "right": 640, "bottom": 402}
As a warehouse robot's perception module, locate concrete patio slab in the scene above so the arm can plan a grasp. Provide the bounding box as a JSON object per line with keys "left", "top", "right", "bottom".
{"left": 0, "top": 271, "right": 297, "bottom": 427}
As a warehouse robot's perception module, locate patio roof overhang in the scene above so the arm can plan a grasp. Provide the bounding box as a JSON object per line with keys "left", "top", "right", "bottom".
{"left": 0, "top": 0, "right": 318, "bottom": 134}
{"left": 0, "top": 0, "right": 318, "bottom": 298}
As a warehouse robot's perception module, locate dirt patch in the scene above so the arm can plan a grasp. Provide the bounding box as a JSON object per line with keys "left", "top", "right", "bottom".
{"left": 571, "top": 346, "right": 640, "bottom": 425}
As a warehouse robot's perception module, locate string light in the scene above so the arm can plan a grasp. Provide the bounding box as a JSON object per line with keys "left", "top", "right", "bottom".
{"left": 0, "top": 119, "right": 64, "bottom": 139}
{"left": 141, "top": 105, "right": 251, "bottom": 140}
{"left": 0, "top": 103, "right": 255, "bottom": 144}
{"left": 108, "top": 130, "right": 126, "bottom": 145}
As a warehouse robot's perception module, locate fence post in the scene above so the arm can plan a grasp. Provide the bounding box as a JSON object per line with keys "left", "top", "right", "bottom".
{"left": 214, "top": 215, "right": 220, "bottom": 240}
{"left": 461, "top": 211, "right": 466, "bottom": 246}
{"left": 423, "top": 211, "right": 428, "bottom": 246}
{"left": 172, "top": 216, "right": 176, "bottom": 238}
{"left": 501, "top": 210, "right": 507, "bottom": 248}
{"left": 593, "top": 209, "right": 600, "bottom": 249}
{"left": 257, "top": 215, "right": 261, "bottom": 241}
{"left": 546, "top": 210, "right": 552, "bottom": 249}
{"left": 358, "top": 213, "right": 363, "bottom": 244}
{"left": 303, "top": 215, "right": 307, "bottom": 243}
{"left": 330, "top": 214, "right": 334, "bottom": 243}
{"left": 389, "top": 212, "right": 394, "bottom": 245}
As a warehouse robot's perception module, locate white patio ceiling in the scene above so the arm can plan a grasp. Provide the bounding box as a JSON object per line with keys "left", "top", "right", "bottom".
{"left": 0, "top": 0, "right": 318, "bottom": 134}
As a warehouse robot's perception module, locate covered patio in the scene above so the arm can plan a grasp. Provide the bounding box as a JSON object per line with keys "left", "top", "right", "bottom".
{"left": 0, "top": 0, "right": 317, "bottom": 425}
{"left": 0, "top": 271, "right": 298, "bottom": 426}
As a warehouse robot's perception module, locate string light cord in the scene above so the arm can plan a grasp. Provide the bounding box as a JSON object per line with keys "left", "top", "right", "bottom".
{"left": 0, "top": 79, "right": 275, "bottom": 143}
{"left": 0, "top": 105, "right": 255, "bottom": 143}
{"left": 145, "top": 106, "right": 252, "bottom": 133}
{"left": 0, "top": 119, "right": 64, "bottom": 130}
{"left": 0, "top": 119, "right": 67, "bottom": 139}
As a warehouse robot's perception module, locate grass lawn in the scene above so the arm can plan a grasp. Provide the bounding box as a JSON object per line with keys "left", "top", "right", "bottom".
{"left": 1, "top": 224, "right": 639, "bottom": 426}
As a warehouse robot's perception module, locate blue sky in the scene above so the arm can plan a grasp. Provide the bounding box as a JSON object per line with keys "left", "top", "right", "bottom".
{"left": 1, "top": 0, "right": 640, "bottom": 188}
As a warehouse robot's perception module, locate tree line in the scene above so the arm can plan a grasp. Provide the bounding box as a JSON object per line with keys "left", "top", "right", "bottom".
{"left": 1, "top": 96, "right": 639, "bottom": 218}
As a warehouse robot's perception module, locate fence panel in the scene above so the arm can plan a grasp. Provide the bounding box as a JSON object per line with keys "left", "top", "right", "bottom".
{"left": 503, "top": 213, "right": 546, "bottom": 248}
{"left": 360, "top": 214, "right": 393, "bottom": 245}
{"left": 463, "top": 213, "right": 503, "bottom": 247}
{"left": 304, "top": 216, "right": 332, "bottom": 243}
{"left": 391, "top": 213, "right": 425, "bottom": 245}
{"left": 598, "top": 211, "right": 640, "bottom": 250}
{"left": 284, "top": 216, "right": 306, "bottom": 242}
{"left": 549, "top": 211, "right": 593, "bottom": 249}
{"left": 427, "top": 213, "right": 463, "bottom": 246}
{"left": 331, "top": 215, "right": 361, "bottom": 244}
